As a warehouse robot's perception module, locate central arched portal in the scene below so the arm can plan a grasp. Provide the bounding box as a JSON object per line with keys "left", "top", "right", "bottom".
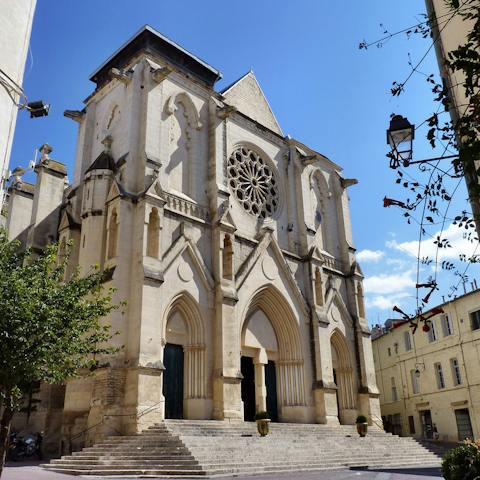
{"left": 241, "top": 286, "right": 306, "bottom": 422}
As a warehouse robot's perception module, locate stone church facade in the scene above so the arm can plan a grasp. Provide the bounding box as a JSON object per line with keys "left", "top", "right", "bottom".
{"left": 6, "top": 26, "right": 380, "bottom": 451}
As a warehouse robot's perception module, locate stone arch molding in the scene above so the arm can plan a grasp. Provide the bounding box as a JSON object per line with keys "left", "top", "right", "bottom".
{"left": 241, "top": 285, "right": 306, "bottom": 406}
{"left": 163, "top": 291, "right": 205, "bottom": 346}
{"left": 325, "top": 288, "right": 353, "bottom": 330}
{"left": 330, "top": 328, "right": 357, "bottom": 412}
{"left": 309, "top": 169, "right": 333, "bottom": 252}
{"left": 162, "top": 291, "right": 207, "bottom": 399}
{"left": 164, "top": 92, "right": 202, "bottom": 130}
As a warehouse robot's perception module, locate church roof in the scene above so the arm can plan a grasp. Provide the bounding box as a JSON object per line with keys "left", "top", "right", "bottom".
{"left": 90, "top": 25, "right": 223, "bottom": 88}
{"left": 221, "top": 71, "right": 283, "bottom": 136}
{"left": 86, "top": 151, "right": 116, "bottom": 173}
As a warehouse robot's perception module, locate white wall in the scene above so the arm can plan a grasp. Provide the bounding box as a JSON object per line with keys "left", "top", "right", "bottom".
{"left": 0, "top": 0, "right": 36, "bottom": 201}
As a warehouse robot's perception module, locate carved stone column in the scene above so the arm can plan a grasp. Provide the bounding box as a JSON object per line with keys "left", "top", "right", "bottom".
{"left": 254, "top": 349, "right": 268, "bottom": 413}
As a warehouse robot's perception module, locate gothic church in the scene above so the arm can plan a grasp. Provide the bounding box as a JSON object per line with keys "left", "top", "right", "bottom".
{"left": 6, "top": 26, "right": 380, "bottom": 451}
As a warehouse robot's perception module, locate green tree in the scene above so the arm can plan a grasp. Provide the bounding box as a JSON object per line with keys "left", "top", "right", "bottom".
{"left": 0, "top": 230, "right": 120, "bottom": 477}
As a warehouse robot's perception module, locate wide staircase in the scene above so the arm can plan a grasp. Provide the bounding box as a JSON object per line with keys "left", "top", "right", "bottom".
{"left": 42, "top": 420, "right": 442, "bottom": 477}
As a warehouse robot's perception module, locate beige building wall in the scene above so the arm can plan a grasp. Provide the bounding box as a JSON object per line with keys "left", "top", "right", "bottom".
{"left": 372, "top": 290, "right": 480, "bottom": 442}
{"left": 0, "top": 0, "right": 36, "bottom": 202}
{"left": 425, "top": 0, "right": 479, "bottom": 235}
{"left": 425, "top": 0, "right": 473, "bottom": 121}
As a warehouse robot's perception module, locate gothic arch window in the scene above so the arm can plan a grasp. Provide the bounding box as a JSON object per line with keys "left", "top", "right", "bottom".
{"left": 222, "top": 234, "right": 233, "bottom": 280}
{"left": 314, "top": 267, "right": 324, "bottom": 306}
{"left": 146, "top": 207, "right": 160, "bottom": 258}
{"left": 310, "top": 170, "right": 338, "bottom": 257}
{"left": 165, "top": 92, "right": 201, "bottom": 199}
{"left": 227, "top": 146, "right": 279, "bottom": 218}
{"left": 107, "top": 208, "right": 118, "bottom": 259}
{"left": 357, "top": 283, "right": 366, "bottom": 318}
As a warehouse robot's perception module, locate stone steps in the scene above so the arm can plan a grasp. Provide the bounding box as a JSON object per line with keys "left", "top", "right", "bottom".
{"left": 42, "top": 419, "right": 442, "bottom": 476}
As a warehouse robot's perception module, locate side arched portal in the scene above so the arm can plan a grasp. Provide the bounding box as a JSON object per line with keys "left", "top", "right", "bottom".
{"left": 241, "top": 286, "right": 306, "bottom": 422}
{"left": 163, "top": 293, "right": 207, "bottom": 419}
{"left": 331, "top": 329, "right": 357, "bottom": 424}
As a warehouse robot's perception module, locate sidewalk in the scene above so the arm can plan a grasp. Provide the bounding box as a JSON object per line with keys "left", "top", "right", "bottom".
{"left": 1, "top": 461, "right": 443, "bottom": 480}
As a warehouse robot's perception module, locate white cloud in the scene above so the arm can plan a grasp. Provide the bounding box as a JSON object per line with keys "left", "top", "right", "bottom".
{"left": 365, "top": 292, "right": 411, "bottom": 310}
{"left": 363, "top": 269, "right": 416, "bottom": 295}
{"left": 386, "top": 223, "right": 478, "bottom": 263}
{"left": 356, "top": 249, "right": 385, "bottom": 263}
{"left": 385, "top": 258, "right": 411, "bottom": 269}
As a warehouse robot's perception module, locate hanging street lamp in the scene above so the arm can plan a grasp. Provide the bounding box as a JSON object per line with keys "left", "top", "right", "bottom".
{"left": 386, "top": 115, "right": 415, "bottom": 168}
{"left": 386, "top": 114, "right": 458, "bottom": 169}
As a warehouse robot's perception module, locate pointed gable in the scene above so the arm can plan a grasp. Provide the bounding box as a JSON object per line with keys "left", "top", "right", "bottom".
{"left": 222, "top": 71, "right": 283, "bottom": 136}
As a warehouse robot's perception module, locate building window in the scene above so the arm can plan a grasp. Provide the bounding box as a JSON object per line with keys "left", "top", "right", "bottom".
{"left": 404, "top": 331, "right": 412, "bottom": 351}
{"left": 441, "top": 314, "right": 454, "bottom": 337}
{"left": 314, "top": 267, "right": 324, "bottom": 306}
{"left": 146, "top": 207, "right": 160, "bottom": 258}
{"left": 451, "top": 358, "right": 462, "bottom": 386}
{"left": 411, "top": 370, "right": 420, "bottom": 394}
{"left": 408, "top": 415, "right": 415, "bottom": 434}
{"left": 357, "top": 283, "right": 365, "bottom": 318}
{"left": 427, "top": 320, "right": 437, "bottom": 343}
{"left": 391, "top": 377, "right": 398, "bottom": 401}
{"left": 107, "top": 209, "right": 118, "bottom": 259}
{"left": 394, "top": 342, "right": 399, "bottom": 354}
{"left": 388, "top": 347, "right": 391, "bottom": 357}
{"left": 435, "top": 362, "right": 445, "bottom": 389}
{"left": 222, "top": 234, "right": 233, "bottom": 280}
{"left": 455, "top": 408, "right": 474, "bottom": 441}
{"left": 470, "top": 310, "right": 480, "bottom": 331}
{"left": 227, "top": 147, "right": 279, "bottom": 218}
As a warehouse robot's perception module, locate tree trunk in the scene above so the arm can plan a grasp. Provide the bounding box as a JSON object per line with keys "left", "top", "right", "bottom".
{"left": 0, "top": 407, "right": 14, "bottom": 479}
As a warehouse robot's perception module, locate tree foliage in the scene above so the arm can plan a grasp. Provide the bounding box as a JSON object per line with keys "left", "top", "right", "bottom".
{"left": 0, "top": 230, "right": 120, "bottom": 476}
{"left": 362, "top": 0, "right": 480, "bottom": 326}
{"left": 442, "top": 439, "right": 480, "bottom": 480}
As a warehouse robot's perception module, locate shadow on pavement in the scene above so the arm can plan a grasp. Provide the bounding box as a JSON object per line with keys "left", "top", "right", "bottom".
{"left": 350, "top": 466, "right": 443, "bottom": 477}
{"left": 5, "top": 459, "right": 45, "bottom": 468}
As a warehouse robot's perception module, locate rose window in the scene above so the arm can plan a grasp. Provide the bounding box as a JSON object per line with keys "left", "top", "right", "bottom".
{"left": 227, "top": 147, "right": 279, "bottom": 218}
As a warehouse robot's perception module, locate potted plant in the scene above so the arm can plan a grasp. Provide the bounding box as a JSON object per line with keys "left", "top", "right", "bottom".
{"left": 254, "top": 411, "right": 271, "bottom": 437}
{"left": 356, "top": 415, "right": 368, "bottom": 437}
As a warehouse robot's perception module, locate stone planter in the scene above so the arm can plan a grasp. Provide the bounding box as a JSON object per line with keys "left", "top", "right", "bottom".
{"left": 356, "top": 422, "right": 368, "bottom": 437}
{"left": 256, "top": 418, "right": 271, "bottom": 437}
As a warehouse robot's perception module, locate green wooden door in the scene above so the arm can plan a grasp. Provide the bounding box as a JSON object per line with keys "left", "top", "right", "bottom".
{"left": 163, "top": 343, "right": 184, "bottom": 419}
{"left": 241, "top": 356, "right": 255, "bottom": 421}
{"left": 265, "top": 361, "right": 278, "bottom": 422}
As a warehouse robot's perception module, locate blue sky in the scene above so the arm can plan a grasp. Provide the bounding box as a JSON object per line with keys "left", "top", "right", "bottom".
{"left": 10, "top": 0, "right": 479, "bottom": 325}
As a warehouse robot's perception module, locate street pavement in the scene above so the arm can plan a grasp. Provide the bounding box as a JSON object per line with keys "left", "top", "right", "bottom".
{"left": 1, "top": 461, "right": 443, "bottom": 479}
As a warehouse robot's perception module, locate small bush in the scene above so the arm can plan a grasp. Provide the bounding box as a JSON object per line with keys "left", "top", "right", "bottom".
{"left": 356, "top": 415, "right": 367, "bottom": 424}
{"left": 442, "top": 440, "right": 480, "bottom": 480}
{"left": 254, "top": 411, "right": 270, "bottom": 420}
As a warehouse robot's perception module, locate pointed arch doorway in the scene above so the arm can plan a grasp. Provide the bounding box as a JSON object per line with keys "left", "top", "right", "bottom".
{"left": 241, "top": 308, "right": 279, "bottom": 422}
{"left": 331, "top": 330, "right": 357, "bottom": 424}
{"left": 162, "top": 293, "right": 207, "bottom": 420}
{"left": 241, "top": 286, "right": 305, "bottom": 422}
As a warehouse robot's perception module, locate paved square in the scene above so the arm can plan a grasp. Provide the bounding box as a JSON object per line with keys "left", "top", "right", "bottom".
{"left": 2, "top": 461, "right": 443, "bottom": 480}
